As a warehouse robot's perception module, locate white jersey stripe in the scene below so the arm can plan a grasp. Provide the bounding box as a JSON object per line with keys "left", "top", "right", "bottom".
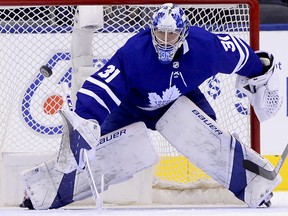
{"left": 78, "top": 88, "right": 111, "bottom": 113}
{"left": 86, "top": 77, "right": 121, "bottom": 105}
{"left": 230, "top": 35, "right": 249, "bottom": 74}
{"left": 234, "top": 36, "right": 250, "bottom": 71}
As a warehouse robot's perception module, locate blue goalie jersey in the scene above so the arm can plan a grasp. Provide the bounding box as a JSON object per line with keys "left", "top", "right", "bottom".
{"left": 75, "top": 26, "right": 263, "bottom": 126}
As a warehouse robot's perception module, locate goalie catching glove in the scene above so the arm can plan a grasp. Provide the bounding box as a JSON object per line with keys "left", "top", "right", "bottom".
{"left": 236, "top": 51, "right": 282, "bottom": 122}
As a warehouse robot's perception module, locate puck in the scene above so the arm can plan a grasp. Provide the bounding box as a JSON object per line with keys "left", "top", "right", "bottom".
{"left": 40, "top": 65, "right": 53, "bottom": 77}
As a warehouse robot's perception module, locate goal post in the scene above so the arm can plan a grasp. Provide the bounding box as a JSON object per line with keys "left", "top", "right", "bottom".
{"left": 0, "top": 0, "right": 260, "bottom": 207}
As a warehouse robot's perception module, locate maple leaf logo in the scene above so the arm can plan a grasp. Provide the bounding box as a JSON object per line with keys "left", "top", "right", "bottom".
{"left": 146, "top": 85, "right": 181, "bottom": 110}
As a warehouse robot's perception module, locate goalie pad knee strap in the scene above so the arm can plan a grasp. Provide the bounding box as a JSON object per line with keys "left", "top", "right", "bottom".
{"left": 156, "top": 96, "right": 281, "bottom": 207}
{"left": 21, "top": 122, "right": 158, "bottom": 210}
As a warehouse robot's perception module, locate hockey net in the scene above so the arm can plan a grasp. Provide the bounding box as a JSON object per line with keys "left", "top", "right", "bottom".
{"left": 0, "top": 0, "right": 259, "bottom": 206}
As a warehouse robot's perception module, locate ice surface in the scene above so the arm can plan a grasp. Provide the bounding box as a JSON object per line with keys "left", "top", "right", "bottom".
{"left": 0, "top": 192, "right": 287, "bottom": 216}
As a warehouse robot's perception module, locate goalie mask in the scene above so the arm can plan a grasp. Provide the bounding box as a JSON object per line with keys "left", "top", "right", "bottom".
{"left": 151, "top": 3, "right": 189, "bottom": 64}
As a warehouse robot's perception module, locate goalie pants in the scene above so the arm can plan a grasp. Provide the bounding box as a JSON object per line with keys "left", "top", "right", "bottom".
{"left": 101, "top": 87, "right": 216, "bottom": 135}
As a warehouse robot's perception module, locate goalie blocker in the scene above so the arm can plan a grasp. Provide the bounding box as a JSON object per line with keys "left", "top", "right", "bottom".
{"left": 156, "top": 96, "right": 282, "bottom": 207}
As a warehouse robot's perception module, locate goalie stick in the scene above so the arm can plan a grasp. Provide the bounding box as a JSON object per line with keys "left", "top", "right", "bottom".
{"left": 41, "top": 66, "right": 104, "bottom": 211}
{"left": 61, "top": 82, "right": 74, "bottom": 111}
{"left": 243, "top": 144, "right": 288, "bottom": 180}
{"left": 83, "top": 149, "right": 104, "bottom": 212}
{"left": 61, "top": 81, "right": 104, "bottom": 212}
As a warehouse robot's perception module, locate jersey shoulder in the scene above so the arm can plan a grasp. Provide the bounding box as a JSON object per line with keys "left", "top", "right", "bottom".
{"left": 116, "top": 28, "right": 156, "bottom": 61}
{"left": 186, "top": 26, "right": 216, "bottom": 43}
{"left": 121, "top": 28, "right": 153, "bottom": 51}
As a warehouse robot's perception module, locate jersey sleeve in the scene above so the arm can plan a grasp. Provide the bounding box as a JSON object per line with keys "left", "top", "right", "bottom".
{"left": 211, "top": 33, "right": 263, "bottom": 77}
{"left": 75, "top": 49, "right": 128, "bottom": 124}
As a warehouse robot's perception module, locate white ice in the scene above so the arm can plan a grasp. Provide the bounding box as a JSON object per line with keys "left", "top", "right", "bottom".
{"left": 0, "top": 192, "right": 287, "bottom": 216}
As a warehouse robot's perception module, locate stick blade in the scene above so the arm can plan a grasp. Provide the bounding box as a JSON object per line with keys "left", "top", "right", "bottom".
{"left": 243, "top": 144, "right": 288, "bottom": 180}
{"left": 243, "top": 159, "right": 276, "bottom": 180}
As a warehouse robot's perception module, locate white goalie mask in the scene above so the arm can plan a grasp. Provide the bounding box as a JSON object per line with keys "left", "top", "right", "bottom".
{"left": 151, "top": 3, "right": 189, "bottom": 64}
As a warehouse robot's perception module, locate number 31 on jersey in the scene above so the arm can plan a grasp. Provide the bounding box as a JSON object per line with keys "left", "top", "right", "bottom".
{"left": 98, "top": 64, "right": 120, "bottom": 83}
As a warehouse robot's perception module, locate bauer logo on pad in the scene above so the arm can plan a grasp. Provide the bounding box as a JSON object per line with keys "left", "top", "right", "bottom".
{"left": 191, "top": 109, "right": 223, "bottom": 136}
{"left": 98, "top": 129, "right": 127, "bottom": 146}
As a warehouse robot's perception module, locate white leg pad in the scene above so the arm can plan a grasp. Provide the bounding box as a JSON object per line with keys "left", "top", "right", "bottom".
{"left": 21, "top": 122, "right": 158, "bottom": 209}
{"left": 156, "top": 96, "right": 281, "bottom": 207}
